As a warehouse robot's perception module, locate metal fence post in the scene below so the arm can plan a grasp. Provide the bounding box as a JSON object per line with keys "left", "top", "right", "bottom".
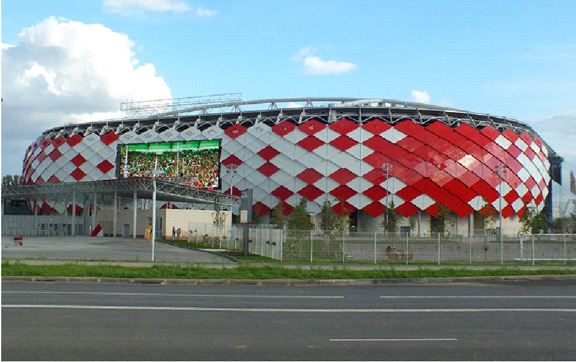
{"left": 564, "top": 233, "right": 567, "bottom": 265}
{"left": 342, "top": 229, "right": 345, "bottom": 263}
{"left": 310, "top": 230, "right": 314, "bottom": 263}
{"left": 374, "top": 232, "right": 377, "bottom": 264}
{"left": 437, "top": 232, "right": 441, "bottom": 266}
{"left": 469, "top": 231, "right": 472, "bottom": 265}
{"left": 405, "top": 232, "right": 409, "bottom": 265}
{"left": 531, "top": 234, "right": 535, "bottom": 266}
{"left": 280, "top": 229, "right": 284, "bottom": 262}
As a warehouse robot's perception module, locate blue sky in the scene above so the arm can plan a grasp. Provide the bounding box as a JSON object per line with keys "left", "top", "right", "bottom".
{"left": 2, "top": 0, "right": 576, "bottom": 176}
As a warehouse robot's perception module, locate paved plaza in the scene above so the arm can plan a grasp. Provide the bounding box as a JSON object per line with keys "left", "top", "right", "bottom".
{"left": 1, "top": 236, "right": 234, "bottom": 264}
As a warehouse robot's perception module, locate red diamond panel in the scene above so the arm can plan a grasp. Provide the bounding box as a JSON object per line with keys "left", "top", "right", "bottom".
{"left": 67, "top": 204, "right": 83, "bottom": 216}
{"left": 502, "top": 129, "right": 519, "bottom": 143}
{"left": 395, "top": 186, "right": 420, "bottom": 202}
{"left": 222, "top": 155, "right": 243, "bottom": 167}
{"left": 504, "top": 190, "right": 520, "bottom": 205}
{"left": 297, "top": 136, "right": 324, "bottom": 152}
{"left": 330, "top": 119, "right": 358, "bottom": 134}
{"left": 363, "top": 119, "right": 391, "bottom": 135}
{"left": 297, "top": 168, "right": 323, "bottom": 184}
{"left": 40, "top": 138, "right": 51, "bottom": 149}
{"left": 97, "top": 160, "right": 115, "bottom": 174}
{"left": 47, "top": 175, "right": 61, "bottom": 184}
{"left": 396, "top": 202, "right": 420, "bottom": 217}
{"left": 533, "top": 135, "right": 543, "bottom": 148}
{"left": 52, "top": 136, "right": 66, "bottom": 148}
{"left": 257, "top": 162, "right": 280, "bottom": 177}
{"left": 41, "top": 203, "right": 52, "bottom": 214}
{"left": 101, "top": 131, "right": 119, "bottom": 145}
{"left": 363, "top": 185, "right": 387, "bottom": 201}
{"left": 362, "top": 168, "right": 386, "bottom": 185}
{"left": 224, "top": 124, "right": 247, "bottom": 139}
{"left": 67, "top": 134, "right": 83, "bottom": 147}
{"left": 363, "top": 202, "right": 385, "bottom": 217}
{"left": 253, "top": 202, "right": 271, "bottom": 216}
{"left": 363, "top": 152, "right": 393, "bottom": 169}
{"left": 444, "top": 179, "right": 477, "bottom": 203}
{"left": 330, "top": 185, "right": 356, "bottom": 201}
{"left": 298, "top": 184, "right": 323, "bottom": 201}
{"left": 48, "top": 148, "right": 62, "bottom": 161}
{"left": 481, "top": 126, "right": 501, "bottom": 140}
{"left": 257, "top": 145, "right": 280, "bottom": 161}
{"left": 71, "top": 168, "right": 87, "bottom": 181}
{"left": 271, "top": 186, "right": 294, "bottom": 201}
{"left": 272, "top": 121, "right": 296, "bottom": 136}
{"left": 333, "top": 200, "right": 355, "bottom": 216}
{"left": 226, "top": 187, "right": 242, "bottom": 197}
{"left": 395, "top": 120, "right": 423, "bottom": 138}
{"left": 71, "top": 154, "right": 87, "bottom": 167}
{"left": 502, "top": 205, "right": 515, "bottom": 218}
{"left": 330, "top": 168, "right": 357, "bottom": 184}
{"left": 298, "top": 119, "right": 325, "bottom": 135}
{"left": 330, "top": 135, "right": 357, "bottom": 151}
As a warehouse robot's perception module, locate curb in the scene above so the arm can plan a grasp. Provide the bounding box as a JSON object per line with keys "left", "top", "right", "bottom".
{"left": 3, "top": 274, "right": 576, "bottom": 286}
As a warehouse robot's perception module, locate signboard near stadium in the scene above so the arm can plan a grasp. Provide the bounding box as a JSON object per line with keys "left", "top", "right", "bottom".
{"left": 116, "top": 140, "right": 221, "bottom": 190}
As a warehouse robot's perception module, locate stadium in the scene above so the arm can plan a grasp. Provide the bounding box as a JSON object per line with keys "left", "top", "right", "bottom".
{"left": 12, "top": 95, "right": 576, "bottom": 236}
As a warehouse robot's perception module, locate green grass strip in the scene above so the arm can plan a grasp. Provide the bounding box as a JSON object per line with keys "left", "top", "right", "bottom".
{"left": 2, "top": 263, "right": 575, "bottom": 280}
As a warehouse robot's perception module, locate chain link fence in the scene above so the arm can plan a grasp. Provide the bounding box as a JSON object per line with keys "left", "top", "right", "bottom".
{"left": 239, "top": 228, "right": 576, "bottom": 265}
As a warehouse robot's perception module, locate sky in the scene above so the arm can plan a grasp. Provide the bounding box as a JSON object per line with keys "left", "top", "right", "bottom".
{"left": 2, "top": 0, "right": 576, "bottom": 176}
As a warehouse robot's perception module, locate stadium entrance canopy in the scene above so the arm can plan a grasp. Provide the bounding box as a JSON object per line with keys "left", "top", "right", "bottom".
{"left": 1, "top": 177, "right": 239, "bottom": 208}
{"left": 2, "top": 177, "right": 240, "bottom": 237}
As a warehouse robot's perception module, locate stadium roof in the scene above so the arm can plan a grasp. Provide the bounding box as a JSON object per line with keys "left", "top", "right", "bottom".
{"left": 37, "top": 96, "right": 561, "bottom": 159}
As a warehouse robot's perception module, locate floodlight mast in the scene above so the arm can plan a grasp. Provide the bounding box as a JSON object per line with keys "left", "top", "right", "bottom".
{"left": 121, "top": 93, "right": 243, "bottom": 119}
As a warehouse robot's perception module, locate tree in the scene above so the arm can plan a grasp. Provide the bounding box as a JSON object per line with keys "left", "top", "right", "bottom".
{"left": 520, "top": 206, "right": 547, "bottom": 234}
{"left": 287, "top": 197, "right": 313, "bottom": 231}
{"left": 212, "top": 196, "right": 227, "bottom": 245}
{"left": 430, "top": 203, "right": 449, "bottom": 234}
{"left": 270, "top": 202, "right": 287, "bottom": 229}
{"left": 380, "top": 200, "right": 399, "bottom": 233}
{"left": 319, "top": 199, "right": 350, "bottom": 233}
{"left": 478, "top": 197, "right": 498, "bottom": 232}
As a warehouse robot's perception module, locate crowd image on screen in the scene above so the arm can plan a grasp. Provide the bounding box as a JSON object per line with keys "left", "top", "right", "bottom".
{"left": 120, "top": 148, "right": 220, "bottom": 189}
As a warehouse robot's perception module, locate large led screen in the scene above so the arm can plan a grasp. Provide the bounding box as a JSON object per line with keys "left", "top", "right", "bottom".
{"left": 117, "top": 140, "right": 221, "bottom": 189}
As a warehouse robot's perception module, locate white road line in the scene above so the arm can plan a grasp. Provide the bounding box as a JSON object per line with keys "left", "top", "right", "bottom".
{"left": 330, "top": 338, "right": 458, "bottom": 342}
{"left": 380, "top": 296, "right": 576, "bottom": 299}
{"left": 2, "top": 291, "right": 343, "bottom": 299}
{"left": 3, "top": 305, "right": 576, "bottom": 313}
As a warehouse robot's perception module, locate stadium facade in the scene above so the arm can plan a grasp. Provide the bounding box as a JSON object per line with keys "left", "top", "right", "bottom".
{"left": 21, "top": 96, "right": 576, "bottom": 235}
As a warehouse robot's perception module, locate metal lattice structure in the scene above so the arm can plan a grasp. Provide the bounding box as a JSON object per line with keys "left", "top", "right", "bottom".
{"left": 20, "top": 97, "right": 556, "bottom": 233}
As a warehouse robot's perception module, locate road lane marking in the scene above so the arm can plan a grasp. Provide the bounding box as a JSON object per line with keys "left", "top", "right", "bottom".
{"left": 380, "top": 296, "right": 576, "bottom": 299}
{"left": 330, "top": 338, "right": 458, "bottom": 342}
{"left": 4, "top": 305, "right": 576, "bottom": 313}
{"left": 2, "top": 291, "right": 343, "bottom": 299}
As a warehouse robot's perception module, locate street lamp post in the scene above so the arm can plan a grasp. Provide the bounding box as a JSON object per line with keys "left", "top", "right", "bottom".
{"left": 383, "top": 163, "right": 393, "bottom": 239}
{"left": 495, "top": 163, "right": 508, "bottom": 265}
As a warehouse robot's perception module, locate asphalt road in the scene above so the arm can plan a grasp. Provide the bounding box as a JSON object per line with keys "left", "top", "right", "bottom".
{"left": 3, "top": 280, "right": 576, "bottom": 360}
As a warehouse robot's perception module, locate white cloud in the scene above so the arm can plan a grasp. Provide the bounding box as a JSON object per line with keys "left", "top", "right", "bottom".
{"left": 195, "top": 7, "right": 218, "bottom": 17}
{"left": 529, "top": 110, "right": 576, "bottom": 171}
{"left": 410, "top": 90, "right": 431, "bottom": 104}
{"left": 292, "top": 47, "right": 356, "bottom": 75}
{"left": 104, "top": 0, "right": 191, "bottom": 14}
{"left": 1, "top": 17, "right": 172, "bottom": 175}
{"left": 303, "top": 57, "right": 356, "bottom": 75}
{"left": 292, "top": 46, "right": 314, "bottom": 62}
